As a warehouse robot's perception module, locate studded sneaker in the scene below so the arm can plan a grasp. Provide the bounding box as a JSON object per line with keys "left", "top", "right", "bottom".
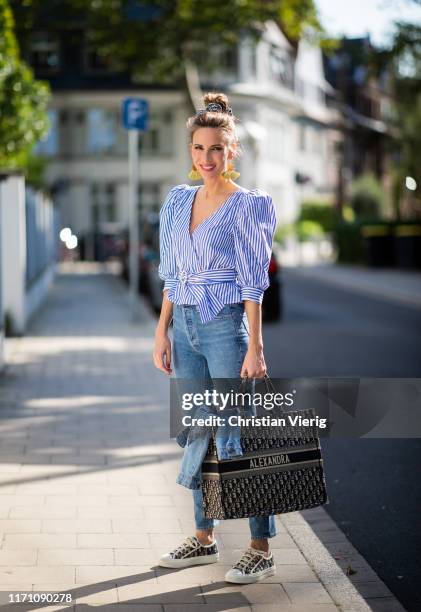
{"left": 158, "top": 535, "right": 219, "bottom": 569}
{"left": 225, "top": 547, "right": 276, "bottom": 584}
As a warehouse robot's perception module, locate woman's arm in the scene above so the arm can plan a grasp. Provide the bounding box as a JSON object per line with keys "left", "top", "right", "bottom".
{"left": 241, "top": 300, "right": 266, "bottom": 379}
{"left": 153, "top": 185, "right": 184, "bottom": 375}
{"left": 153, "top": 291, "right": 173, "bottom": 375}
{"left": 233, "top": 192, "right": 277, "bottom": 379}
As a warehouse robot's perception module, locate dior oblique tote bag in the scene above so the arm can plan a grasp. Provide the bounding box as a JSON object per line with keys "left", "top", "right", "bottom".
{"left": 201, "top": 378, "right": 329, "bottom": 520}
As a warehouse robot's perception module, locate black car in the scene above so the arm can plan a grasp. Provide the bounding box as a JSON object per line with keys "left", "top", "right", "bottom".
{"left": 262, "top": 251, "right": 283, "bottom": 322}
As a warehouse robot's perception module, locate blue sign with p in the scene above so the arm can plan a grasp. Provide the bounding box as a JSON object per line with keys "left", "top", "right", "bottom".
{"left": 122, "top": 98, "right": 149, "bottom": 131}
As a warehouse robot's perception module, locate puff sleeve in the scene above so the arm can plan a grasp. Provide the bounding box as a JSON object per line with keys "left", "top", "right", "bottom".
{"left": 233, "top": 192, "right": 277, "bottom": 304}
{"left": 158, "top": 186, "right": 182, "bottom": 293}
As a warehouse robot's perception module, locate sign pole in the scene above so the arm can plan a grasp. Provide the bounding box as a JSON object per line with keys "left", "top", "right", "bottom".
{"left": 128, "top": 129, "right": 139, "bottom": 321}
{"left": 122, "top": 97, "right": 148, "bottom": 323}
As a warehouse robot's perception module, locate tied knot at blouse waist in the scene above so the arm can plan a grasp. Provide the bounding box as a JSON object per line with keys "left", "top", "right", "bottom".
{"left": 167, "top": 268, "right": 240, "bottom": 323}
{"left": 177, "top": 268, "right": 237, "bottom": 285}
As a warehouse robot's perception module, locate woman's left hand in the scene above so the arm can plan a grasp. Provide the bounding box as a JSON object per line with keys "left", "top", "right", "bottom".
{"left": 240, "top": 342, "right": 267, "bottom": 379}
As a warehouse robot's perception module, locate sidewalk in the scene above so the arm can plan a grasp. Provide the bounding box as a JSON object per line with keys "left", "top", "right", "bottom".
{"left": 0, "top": 262, "right": 401, "bottom": 611}
{"left": 287, "top": 264, "right": 421, "bottom": 309}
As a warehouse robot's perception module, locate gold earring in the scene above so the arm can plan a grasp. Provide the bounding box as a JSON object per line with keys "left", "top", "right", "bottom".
{"left": 221, "top": 163, "right": 240, "bottom": 180}
{"left": 188, "top": 165, "right": 201, "bottom": 180}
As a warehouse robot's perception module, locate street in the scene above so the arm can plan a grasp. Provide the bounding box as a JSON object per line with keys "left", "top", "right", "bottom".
{"left": 263, "top": 268, "right": 421, "bottom": 612}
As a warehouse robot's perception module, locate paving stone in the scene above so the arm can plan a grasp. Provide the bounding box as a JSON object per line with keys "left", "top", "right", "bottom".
{"left": 77, "top": 505, "right": 143, "bottom": 519}
{"left": 9, "top": 505, "right": 77, "bottom": 519}
{"left": 202, "top": 583, "right": 289, "bottom": 606}
{"left": 45, "top": 495, "right": 108, "bottom": 507}
{"left": 115, "top": 548, "right": 166, "bottom": 565}
{"left": 111, "top": 519, "right": 181, "bottom": 534}
{"left": 0, "top": 566, "right": 75, "bottom": 583}
{"left": 282, "top": 582, "right": 335, "bottom": 605}
{"left": 0, "top": 519, "right": 42, "bottom": 533}
{"left": 37, "top": 548, "right": 114, "bottom": 566}
{"left": 77, "top": 533, "right": 150, "bottom": 549}
{"left": 164, "top": 605, "right": 251, "bottom": 612}
{"left": 41, "top": 519, "right": 112, "bottom": 533}
{"left": 143, "top": 506, "right": 185, "bottom": 519}
{"left": 77, "top": 606, "right": 161, "bottom": 612}
{"left": 76, "top": 565, "right": 156, "bottom": 584}
{"left": 2, "top": 534, "right": 77, "bottom": 549}
{"left": 251, "top": 605, "right": 339, "bottom": 612}
{"left": 0, "top": 495, "right": 45, "bottom": 507}
{"left": 0, "top": 550, "right": 37, "bottom": 566}
{"left": 117, "top": 583, "right": 205, "bottom": 604}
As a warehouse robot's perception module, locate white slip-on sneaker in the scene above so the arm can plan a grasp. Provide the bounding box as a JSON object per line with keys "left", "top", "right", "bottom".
{"left": 158, "top": 535, "right": 219, "bottom": 569}
{"left": 225, "top": 547, "right": 276, "bottom": 584}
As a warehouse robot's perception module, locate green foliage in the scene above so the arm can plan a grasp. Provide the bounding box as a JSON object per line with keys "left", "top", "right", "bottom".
{"left": 298, "top": 200, "right": 339, "bottom": 233}
{"left": 24, "top": 151, "right": 48, "bottom": 190}
{"left": 333, "top": 220, "right": 364, "bottom": 264}
{"left": 342, "top": 204, "right": 356, "bottom": 223}
{"left": 372, "top": 22, "right": 421, "bottom": 215}
{"left": 274, "top": 223, "right": 295, "bottom": 245}
{"left": 0, "top": 0, "right": 50, "bottom": 169}
{"left": 11, "top": 0, "right": 325, "bottom": 85}
{"left": 349, "top": 173, "right": 385, "bottom": 220}
{"left": 295, "top": 220, "right": 324, "bottom": 242}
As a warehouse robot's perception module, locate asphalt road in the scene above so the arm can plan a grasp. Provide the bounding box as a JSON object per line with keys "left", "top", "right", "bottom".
{"left": 263, "top": 268, "right": 421, "bottom": 612}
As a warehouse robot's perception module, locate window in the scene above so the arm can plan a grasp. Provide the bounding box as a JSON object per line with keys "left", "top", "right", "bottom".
{"left": 311, "top": 127, "right": 322, "bottom": 154}
{"left": 136, "top": 110, "right": 173, "bottom": 156}
{"left": 34, "top": 110, "right": 58, "bottom": 156}
{"left": 29, "top": 32, "right": 60, "bottom": 73}
{"left": 91, "top": 184, "right": 116, "bottom": 226}
{"left": 87, "top": 109, "right": 117, "bottom": 155}
{"left": 268, "top": 121, "right": 286, "bottom": 162}
{"left": 84, "top": 43, "right": 117, "bottom": 74}
{"left": 269, "top": 45, "right": 294, "bottom": 89}
{"left": 138, "top": 128, "right": 160, "bottom": 155}
{"left": 219, "top": 45, "right": 238, "bottom": 72}
{"left": 138, "top": 183, "right": 160, "bottom": 213}
{"left": 299, "top": 124, "right": 306, "bottom": 151}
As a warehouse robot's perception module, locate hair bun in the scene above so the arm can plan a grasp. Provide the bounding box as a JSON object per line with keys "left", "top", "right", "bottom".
{"left": 203, "top": 92, "right": 231, "bottom": 115}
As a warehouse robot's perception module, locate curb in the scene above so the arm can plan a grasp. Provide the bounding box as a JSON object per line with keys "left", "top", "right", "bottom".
{"left": 282, "top": 507, "right": 406, "bottom": 612}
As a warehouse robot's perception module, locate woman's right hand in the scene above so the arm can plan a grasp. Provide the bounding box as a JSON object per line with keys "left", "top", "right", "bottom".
{"left": 153, "top": 330, "right": 172, "bottom": 375}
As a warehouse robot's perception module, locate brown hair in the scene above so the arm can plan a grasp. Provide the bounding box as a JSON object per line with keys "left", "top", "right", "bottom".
{"left": 186, "top": 92, "right": 241, "bottom": 157}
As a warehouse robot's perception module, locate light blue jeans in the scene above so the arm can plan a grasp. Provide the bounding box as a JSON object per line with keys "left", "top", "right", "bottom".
{"left": 171, "top": 302, "right": 276, "bottom": 539}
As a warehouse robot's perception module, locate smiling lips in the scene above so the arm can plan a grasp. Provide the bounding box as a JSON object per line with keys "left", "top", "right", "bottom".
{"left": 200, "top": 164, "right": 216, "bottom": 172}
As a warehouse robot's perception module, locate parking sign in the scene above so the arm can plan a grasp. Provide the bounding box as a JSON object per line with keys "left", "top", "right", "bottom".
{"left": 122, "top": 98, "right": 148, "bottom": 131}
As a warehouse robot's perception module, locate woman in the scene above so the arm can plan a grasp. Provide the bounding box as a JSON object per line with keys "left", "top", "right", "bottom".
{"left": 152, "top": 92, "right": 277, "bottom": 584}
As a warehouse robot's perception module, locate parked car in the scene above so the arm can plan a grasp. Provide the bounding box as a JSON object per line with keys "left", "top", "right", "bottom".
{"left": 262, "top": 251, "right": 283, "bottom": 322}
{"left": 119, "top": 217, "right": 283, "bottom": 322}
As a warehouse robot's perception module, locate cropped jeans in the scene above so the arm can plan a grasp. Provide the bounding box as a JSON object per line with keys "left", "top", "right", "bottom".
{"left": 171, "top": 302, "right": 276, "bottom": 540}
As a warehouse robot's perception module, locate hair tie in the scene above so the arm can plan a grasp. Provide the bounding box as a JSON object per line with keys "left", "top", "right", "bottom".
{"left": 196, "top": 103, "right": 233, "bottom": 116}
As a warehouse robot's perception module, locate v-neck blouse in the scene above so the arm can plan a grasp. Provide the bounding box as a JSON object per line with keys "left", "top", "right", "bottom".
{"left": 158, "top": 183, "right": 277, "bottom": 323}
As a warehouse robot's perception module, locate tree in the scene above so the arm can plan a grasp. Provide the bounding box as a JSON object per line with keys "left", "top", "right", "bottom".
{"left": 0, "top": 0, "right": 50, "bottom": 170}
{"left": 11, "top": 0, "right": 331, "bottom": 109}
{"left": 372, "top": 20, "right": 421, "bottom": 218}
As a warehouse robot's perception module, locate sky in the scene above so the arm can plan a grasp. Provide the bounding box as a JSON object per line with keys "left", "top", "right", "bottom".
{"left": 315, "top": 0, "right": 421, "bottom": 47}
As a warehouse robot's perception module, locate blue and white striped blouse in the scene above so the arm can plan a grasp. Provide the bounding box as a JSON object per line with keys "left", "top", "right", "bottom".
{"left": 158, "top": 183, "right": 277, "bottom": 323}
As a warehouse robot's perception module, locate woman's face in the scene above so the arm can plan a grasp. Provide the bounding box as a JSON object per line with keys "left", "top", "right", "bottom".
{"left": 190, "top": 127, "right": 234, "bottom": 179}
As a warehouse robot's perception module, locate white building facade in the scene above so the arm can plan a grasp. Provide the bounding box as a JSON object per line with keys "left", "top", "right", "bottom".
{"left": 35, "top": 21, "right": 340, "bottom": 244}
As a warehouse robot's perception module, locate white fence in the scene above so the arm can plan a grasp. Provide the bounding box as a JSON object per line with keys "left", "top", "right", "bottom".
{"left": 0, "top": 173, "right": 59, "bottom": 369}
